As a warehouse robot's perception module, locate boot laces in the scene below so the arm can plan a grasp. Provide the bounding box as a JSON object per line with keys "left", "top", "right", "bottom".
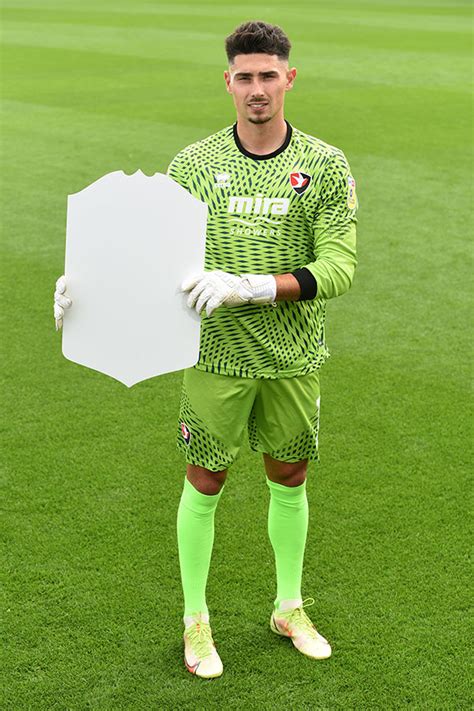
{"left": 187, "top": 621, "right": 214, "bottom": 659}
{"left": 281, "top": 597, "right": 319, "bottom": 637}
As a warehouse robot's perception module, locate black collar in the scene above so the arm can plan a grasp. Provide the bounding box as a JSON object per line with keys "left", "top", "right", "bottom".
{"left": 233, "top": 119, "right": 292, "bottom": 160}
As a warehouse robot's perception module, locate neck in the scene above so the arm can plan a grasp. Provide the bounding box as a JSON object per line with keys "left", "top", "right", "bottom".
{"left": 235, "top": 114, "right": 288, "bottom": 156}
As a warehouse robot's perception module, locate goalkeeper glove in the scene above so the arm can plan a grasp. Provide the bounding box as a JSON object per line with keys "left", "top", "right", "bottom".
{"left": 53, "top": 275, "right": 72, "bottom": 331}
{"left": 181, "top": 270, "right": 277, "bottom": 318}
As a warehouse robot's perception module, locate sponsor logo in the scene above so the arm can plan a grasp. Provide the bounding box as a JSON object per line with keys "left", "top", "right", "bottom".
{"left": 214, "top": 172, "right": 231, "bottom": 189}
{"left": 289, "top": 171, "right": 311, "bottom": 195}
{"left": 347, "top": 175, "right": 356, "bottom": 209}
{"left": 180, "top": 422, "right": 192, "bottom": 445}
{"left": 227, "top": 194, "right": 289, "bottom": 217}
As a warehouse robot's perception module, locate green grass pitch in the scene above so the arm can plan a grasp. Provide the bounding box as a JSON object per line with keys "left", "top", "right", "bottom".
{"left": 1, "top": 0, "right": 472, "bottom": 708}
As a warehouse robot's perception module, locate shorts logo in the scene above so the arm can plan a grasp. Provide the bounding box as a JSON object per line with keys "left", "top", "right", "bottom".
{"left": 290, "top": 171, "right": 311, "bottom": 195}
{"left": 180, "top": 422, "right": 192, "bottom": 445}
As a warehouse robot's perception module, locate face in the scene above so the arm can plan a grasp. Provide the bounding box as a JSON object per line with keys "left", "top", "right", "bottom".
{"left": 224, "top": 53, "right": 296, "bottom": 125}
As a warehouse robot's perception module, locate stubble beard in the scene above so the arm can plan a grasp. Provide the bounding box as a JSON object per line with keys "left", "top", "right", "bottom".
{"left": 247, "top": 115, "right": 273, "bottom": 125}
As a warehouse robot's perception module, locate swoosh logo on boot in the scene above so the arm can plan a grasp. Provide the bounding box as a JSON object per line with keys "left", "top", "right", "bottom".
{"left": 185, "top": 658, "right": 201, "bottom": 674}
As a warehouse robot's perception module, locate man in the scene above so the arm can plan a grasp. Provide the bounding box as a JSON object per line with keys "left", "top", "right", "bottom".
{"left": 54, "top": 21, "right": 357, "bottom": 680}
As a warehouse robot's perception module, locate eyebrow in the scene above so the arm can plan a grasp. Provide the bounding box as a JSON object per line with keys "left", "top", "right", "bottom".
{"left": 233, "top": 71, "right": 279, "bottom": 78}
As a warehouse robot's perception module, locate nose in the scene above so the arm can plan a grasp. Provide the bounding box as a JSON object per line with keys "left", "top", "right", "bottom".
{"left": 249, "top": 78, "right": 265, "bottom": 97}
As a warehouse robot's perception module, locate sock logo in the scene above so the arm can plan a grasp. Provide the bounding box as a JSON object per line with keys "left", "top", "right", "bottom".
{"left": 290, "top": 171, "right": 311, "bottom": 195}
{"left": 180, "top": 422, "right": 192, "bottom": 445}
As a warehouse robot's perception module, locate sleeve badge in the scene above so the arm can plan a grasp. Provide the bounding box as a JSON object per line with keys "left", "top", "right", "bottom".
{"left": 347, "top": 175, "right": 357, "bottom": 209}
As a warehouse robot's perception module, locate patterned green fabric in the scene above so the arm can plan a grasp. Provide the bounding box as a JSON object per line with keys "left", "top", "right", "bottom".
{"left": 177, "top": 377, "right": 236, "bottom": 471}
{"left": 167, "top": 121, "right": 358, "bottom": 379}
{"left": 177, "top": 367, "right": 320, "bottom": 471}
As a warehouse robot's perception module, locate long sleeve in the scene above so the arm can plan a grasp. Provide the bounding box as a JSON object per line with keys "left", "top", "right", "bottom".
{"left": 299, "top": 151, "right": 358, "bottom": 300}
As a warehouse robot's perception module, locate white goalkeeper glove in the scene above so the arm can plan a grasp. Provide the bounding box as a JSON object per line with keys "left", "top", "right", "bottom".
{"left": 53, "top": 275, "right": 72, "bottom": 331}
{"left": 181, "top": 270, "right": 277, "bottom": 318}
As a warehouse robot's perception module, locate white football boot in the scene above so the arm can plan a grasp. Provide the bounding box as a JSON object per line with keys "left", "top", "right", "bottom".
{"left": 183, "top": 611, "right": 223, "bottom": 679}
{"left": 270, "top": 597, "right": 332, "bottom": 659}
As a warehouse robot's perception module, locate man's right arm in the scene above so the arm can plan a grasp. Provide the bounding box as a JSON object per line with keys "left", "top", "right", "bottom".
{"left": 53, "top": 275, "right": 72, "bottom": 331}
{"left": 166, "top": 149, "right": 191, "bottom": 192}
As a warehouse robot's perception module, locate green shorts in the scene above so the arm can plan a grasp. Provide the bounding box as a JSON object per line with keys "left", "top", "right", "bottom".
{"left": 176, "top": 366, "right": 321, "bottom": 472}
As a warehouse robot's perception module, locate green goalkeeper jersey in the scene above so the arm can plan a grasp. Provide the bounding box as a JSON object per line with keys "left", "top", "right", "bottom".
{"left": 166, "top": 120, "right": 358, "bottom": 380}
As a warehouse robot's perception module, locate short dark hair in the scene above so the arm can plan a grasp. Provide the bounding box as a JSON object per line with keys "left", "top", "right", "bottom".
{"left": 225, "top": 21, "right": 291, "bottom": 64}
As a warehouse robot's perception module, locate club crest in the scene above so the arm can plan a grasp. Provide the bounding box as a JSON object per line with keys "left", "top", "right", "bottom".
{"left": 289, "top": 171, "right": 311, "bottom": 195}
{"left": 180, "top": 422, "right": 192, "bottom": 445}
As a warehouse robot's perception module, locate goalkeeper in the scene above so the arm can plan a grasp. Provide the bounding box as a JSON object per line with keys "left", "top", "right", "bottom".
{"left": 54, "top": 20, "right": 358, "bottom": 680}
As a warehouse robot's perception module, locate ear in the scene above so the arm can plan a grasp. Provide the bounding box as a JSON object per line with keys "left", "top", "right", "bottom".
{"left": 285, "top": 67, "right": 297, "bottom": 92}
{"left": 224, "top": 70, "right": 232, "bottom": 94}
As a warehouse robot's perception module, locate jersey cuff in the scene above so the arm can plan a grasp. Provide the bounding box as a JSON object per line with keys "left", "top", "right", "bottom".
{"left": 291, "top": 268, "right": 318, "bottom": 300}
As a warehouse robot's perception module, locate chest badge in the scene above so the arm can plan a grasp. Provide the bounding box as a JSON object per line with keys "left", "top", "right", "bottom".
{"left": 290, "top": 171, "right": 311, "bottom": 195}
{"left": 214, "top": 172, "right": 231, "bottom": 189}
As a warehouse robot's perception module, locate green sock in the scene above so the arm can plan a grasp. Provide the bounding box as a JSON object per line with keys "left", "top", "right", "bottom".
{"left": 177, "top": 476, "right": 224, "bottom": 617}
{"left": 266, "top": 477, "right": 309, "bottom": 609}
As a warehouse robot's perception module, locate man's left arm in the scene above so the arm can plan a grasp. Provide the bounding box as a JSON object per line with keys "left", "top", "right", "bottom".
{"left": 182, "top": 151, "right": 358, "bottom": 316}
{"left": 277, "top": 151, "right": 358, "bottom": 302}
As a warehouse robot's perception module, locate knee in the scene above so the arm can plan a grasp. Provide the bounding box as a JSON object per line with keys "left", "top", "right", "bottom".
{"left": 186, "top": 464, "right": 228, "bottom": 495}
{"left": 274, "top": 469, "right": 307, "bottom": 487}
{"left": 263, "top": 454, "right": 308, "bottom": 487}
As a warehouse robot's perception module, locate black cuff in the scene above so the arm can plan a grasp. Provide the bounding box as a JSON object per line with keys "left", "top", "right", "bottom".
{"left": 291, "top": 268, "right": 318, "bottom": 300}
